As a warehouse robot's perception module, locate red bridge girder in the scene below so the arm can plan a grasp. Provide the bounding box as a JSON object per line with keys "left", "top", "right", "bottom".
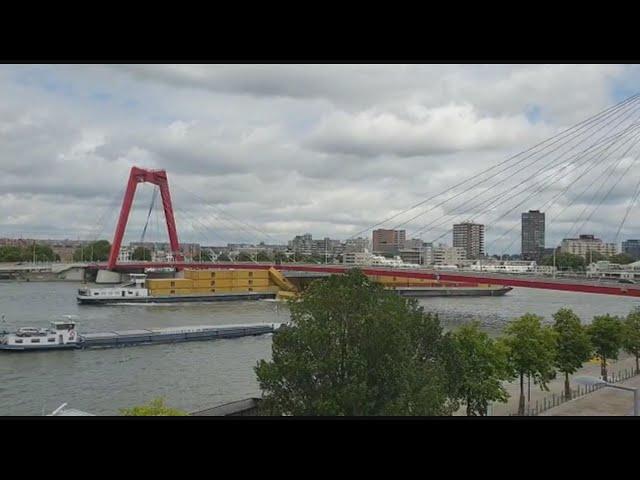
{"left": 107, "top": 167, "right": 182, "bottom": 270}
{"left": 87, "top": 262, "right": 640, "bottom": 298}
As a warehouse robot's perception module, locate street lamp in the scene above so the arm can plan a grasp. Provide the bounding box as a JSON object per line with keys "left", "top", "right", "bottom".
{"left": 573, "top": 376, "right": 639, "bottom": 416}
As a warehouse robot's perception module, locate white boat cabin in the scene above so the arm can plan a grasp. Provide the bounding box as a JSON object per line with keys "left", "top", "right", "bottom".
{"left": 1, "top": 320, "right": 79, "bottom": 348}
{"left": 77, "top": 274, "right": 149, "bottom": 300}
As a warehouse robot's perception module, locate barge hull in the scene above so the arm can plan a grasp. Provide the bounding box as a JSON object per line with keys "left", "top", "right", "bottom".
{"left": 393, "top": 287, "right": 513, "bottom": 297}
{"left": 79, "top": 324, "right": 277, "bottom": 349}
{"left": 77, "top": 292, "right": 277, "bottom": 305}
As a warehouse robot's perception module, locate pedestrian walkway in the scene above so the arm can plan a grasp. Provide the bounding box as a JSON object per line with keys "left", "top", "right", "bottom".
{"left": 453, "top": 354, "right": 638, "bottom": 416}
{"left": 539, "top": 375, "right": 640, "bottom": 416}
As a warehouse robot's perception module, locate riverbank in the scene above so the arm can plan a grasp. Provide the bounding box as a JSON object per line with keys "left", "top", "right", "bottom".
{"left": 464, "top": 354, "right": 639, "bottom": 416}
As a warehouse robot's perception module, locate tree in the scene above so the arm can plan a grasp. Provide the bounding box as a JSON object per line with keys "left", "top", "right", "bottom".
{"left": 131, "top": 246, "right": 152, "bottom": 261}
{"left": 587, "top": 314, "right": 624, "bottom": 382}
{"left": 542, "top": 252, "right": 586, "bottom": 271}
{"left": 217, "top": 252, "right": 231, "bottom": 262}
{"left": 237, "top": 252, "right": 253, "bottom": 262}
{"left": 255, "top": 269, "right": 458, "bottom": 416}
{"left": 273, "top": 251, "right": 287, "bottom": 264}
{"left": 198, "top": 249, "right": 214, "bottom": 262}
{"left": 501, "top": 313, "right": 557, "bottom": 415}
{"left": 609, "top": 253, "right": 635, "bottom": 265}
{"left": 0, "top": 246, "right": 25, "bottom": 262}
{"left": 256, "top": 251, "right": 272, "bottom": 262}
{"left": 120, "top": 397, "right": 187, "bottom": 416}
{"left": 622, "top": 308, "right": 640, "bottom": 374}
{"left": 552, "top": 308, "right": 592, "bottom": 399}
{"left": 72, "top": 240, "right": 111, "bottom": 262}
{"left": 450, "top": 322, "right": 512, "bottom": 416}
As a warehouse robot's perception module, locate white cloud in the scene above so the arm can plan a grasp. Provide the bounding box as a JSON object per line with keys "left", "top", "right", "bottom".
{"left": 1, "top": 64, "right": 640, "bottom": 253}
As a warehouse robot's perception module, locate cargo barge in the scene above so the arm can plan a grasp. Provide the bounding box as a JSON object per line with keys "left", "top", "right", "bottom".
{"left": 391, "top": 286, "right": 513, "bottom": 297}
{"left": 77, "top": 270, "right": 284, "bottom": 305}
{"left": 0, "top": 319, "right": 282, "bottom": 351}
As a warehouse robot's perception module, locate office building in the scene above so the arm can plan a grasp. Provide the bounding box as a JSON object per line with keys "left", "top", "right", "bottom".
{"left": 372, "top": 229, "right": 406, "bottom": 255}
{"left": 452, "top": 222, "right": 485, "bottom": 259}
{"left": 521, "top": 210, "right": 545, "bottom": 262}
{"left": 622, "top": 239, "right": 640, "bottom": 260}
{"left": 560, "top": 234, "right": 617, "bottom": 259}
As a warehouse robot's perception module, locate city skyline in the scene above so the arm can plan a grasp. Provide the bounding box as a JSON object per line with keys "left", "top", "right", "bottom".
{"left": 2, "top": 65, "right": 640, "bottom": 252}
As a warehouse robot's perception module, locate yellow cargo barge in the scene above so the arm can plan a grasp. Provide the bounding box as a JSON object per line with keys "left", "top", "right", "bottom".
{"left": 77, "top": 269, "right": 289, "bottom": 304}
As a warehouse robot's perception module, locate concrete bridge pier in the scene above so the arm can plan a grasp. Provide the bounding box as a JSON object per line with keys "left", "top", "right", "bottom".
{"left": 96, "top": 269, "right": 123, "bottom": 284}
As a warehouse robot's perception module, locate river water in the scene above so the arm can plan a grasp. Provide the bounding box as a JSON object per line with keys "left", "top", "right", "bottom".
{"left": 1, "top": 282, "right": 639, "bottom": 416}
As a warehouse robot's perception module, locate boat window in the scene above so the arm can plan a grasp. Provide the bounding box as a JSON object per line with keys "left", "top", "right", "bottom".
{"left": 48, "top": 338, "right": 55, "bottom": 342}
{"left": 94, "top": 292, "right": 99, "bottom": 296}
{"left": 15, "top": 339, "right": 23, "bottom": 344}
{"left": 31, "top": 338, "right": 40, "bottom": 343}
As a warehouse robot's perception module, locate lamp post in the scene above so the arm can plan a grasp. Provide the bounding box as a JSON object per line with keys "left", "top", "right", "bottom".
{"left": 574, "top": 376, "right": 639, "bottom": 416}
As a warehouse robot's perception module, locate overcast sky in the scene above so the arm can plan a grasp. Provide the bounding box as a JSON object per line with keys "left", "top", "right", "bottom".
{"left": 2, "top": 64, "right": 640, "bottom": 254}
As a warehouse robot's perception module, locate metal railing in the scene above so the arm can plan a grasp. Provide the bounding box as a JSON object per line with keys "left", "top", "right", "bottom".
{"left": 508, "top": 366, "right": 640, "bottom": 416}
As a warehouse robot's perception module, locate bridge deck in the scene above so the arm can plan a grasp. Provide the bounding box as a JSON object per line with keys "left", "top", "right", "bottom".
{"left": 80, "top": 262, "right": 640, "bottom": 298}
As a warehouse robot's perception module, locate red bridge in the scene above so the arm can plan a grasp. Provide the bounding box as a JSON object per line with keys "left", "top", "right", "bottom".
{"left": 98, "top": 157, "right": 640, "bottom": 298}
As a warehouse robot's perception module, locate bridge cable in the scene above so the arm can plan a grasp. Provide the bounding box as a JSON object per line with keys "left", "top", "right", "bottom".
{"left": 489, "top": 126, "right": 640, "bottom": 255}
{"left": 427, "top": 127, "right": 640, "bottom": 250}
{"left": 409, "top": 116, "right": 640, "bottom": 241}
{"left": 347, "top": 93, "right": 640, "bottom": 239}
{"left": 390, "top": 95, "right": 640, "bottom": 234}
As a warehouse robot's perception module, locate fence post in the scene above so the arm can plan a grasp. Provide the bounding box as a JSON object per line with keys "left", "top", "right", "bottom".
{"left": 536, "top": 400, "right": 539, "bottom": 415}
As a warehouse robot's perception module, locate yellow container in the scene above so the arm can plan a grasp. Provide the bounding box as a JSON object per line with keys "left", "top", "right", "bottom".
{"left": 251, "top": 286, "right": 279, "bottom": 293}
{"left": 150, "top": 288, "right": 171, "bottom": 296}
{"left": 247, "top": 278, "right": 269, "bottom": 287}
{"left": 248, "top": 270, "right": 269, "bottom": 279}
{"left": 211, "top": 270, "right": 233, "bottom": 279}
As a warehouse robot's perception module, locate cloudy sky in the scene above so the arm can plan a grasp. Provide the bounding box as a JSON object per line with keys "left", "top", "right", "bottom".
{"left": 2, "top": 64, "right": 640, "bottom": 254}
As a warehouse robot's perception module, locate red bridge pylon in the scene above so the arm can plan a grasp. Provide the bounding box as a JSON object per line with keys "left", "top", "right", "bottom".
{"left": 107, "top": 167, "right": 181, "bottom": 270}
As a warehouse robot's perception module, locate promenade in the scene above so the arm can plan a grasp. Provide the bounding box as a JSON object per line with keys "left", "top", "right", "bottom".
{"left": 454, "top": 354, "right": 639, "bottom": 416}
{"left": 539, "top": 374, "right": 640, "bottom": 416}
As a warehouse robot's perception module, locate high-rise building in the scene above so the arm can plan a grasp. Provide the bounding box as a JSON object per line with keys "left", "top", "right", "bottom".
{"left": 560, "top": 234, "right": 617, "bottom": 259}
{"left": 433, "top": 245, "right": 467, "bottom": 265}
{"left": 521, "top": 210, "right": 545, "bottom": 262}
{"left": 622, "top": 239, "right": 640, "bottom": 260}
{"left": 372, "top": 229, "right": 406, "bottom": 255}
{"left": 453, "top": 222, "right": 484, "bottom": 259}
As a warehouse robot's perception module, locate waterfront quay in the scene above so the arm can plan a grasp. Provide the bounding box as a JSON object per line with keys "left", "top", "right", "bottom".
{"left": 539, "top": 373, "right": 640, "bottom": 416}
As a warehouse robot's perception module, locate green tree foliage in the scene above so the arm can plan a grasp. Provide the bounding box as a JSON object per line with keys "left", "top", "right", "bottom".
{"left": 502, "top": 313, "right": 557, "bottom": 415}
{"left": 542, "top": 252, "right": 586, "bottom": 271}
{"left": 0, "top": 244, "right": 59, "bottom": 262}
{"left": 273, "top": 251, "right": 288, "bottom": 264}
{"left": 552, "top": 308, "right": 592, "bottom": 399}
{"left": 608, "top": 253, "right": 635, "bottom": 265}
{"left": 216, "top": 252, "right": 231, "bottom": 262}
{"left": 255, "top": 269, "right": 458, "bottom": 416}
{"left": 131, "top": 246, "right": 152, "bottom": 261}
{"left": 256, "top": 251, "right": 272, "bottom": 262}
{"left": 450, "top": 322, "right": 512, "bottom": 416}
{"left": 72, "top": 240, "right": 111, "bottom": 262}
{"left": 0, "top": 246, "right": 26, "bottom": 262}
{"left": 622, "top": 308, "right": 640, "bottom": 374}
{"left": 237, "top": 252, "right": 253, "bottom": 262}
{"left": 587, "top": 314, "right": 624, "bottom": 382}
{"left": 198, "top": 249, "right": 214, "bottom": 262}
{"left": 120, "top": 397, "right": 187, "bottom": 416}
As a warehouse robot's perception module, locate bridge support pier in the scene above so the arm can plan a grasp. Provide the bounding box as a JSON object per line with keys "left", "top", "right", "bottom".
{"left": 96, "top": 270, "right": 123, "bottom": 284}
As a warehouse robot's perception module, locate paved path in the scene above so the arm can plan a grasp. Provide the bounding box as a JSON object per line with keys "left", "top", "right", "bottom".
{"left": 539, "top": 374, "right": 640, "bottom": 416}
{"left": 453, "top": 354, "right": 638, "bottom": 416}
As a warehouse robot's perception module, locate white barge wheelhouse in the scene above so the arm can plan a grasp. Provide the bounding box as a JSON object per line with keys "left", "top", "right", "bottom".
{"left": 77, "top": 274, "right": 150, "bottom": 304}
{"left": 0, "top": 319, "right": 79, "bottom": 351}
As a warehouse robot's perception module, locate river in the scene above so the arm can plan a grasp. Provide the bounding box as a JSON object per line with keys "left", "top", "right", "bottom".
{"left": 1, "top": 282, "right": 638, "bottom": 415}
